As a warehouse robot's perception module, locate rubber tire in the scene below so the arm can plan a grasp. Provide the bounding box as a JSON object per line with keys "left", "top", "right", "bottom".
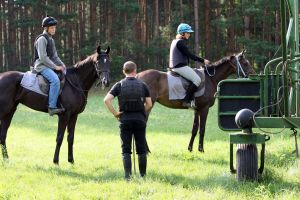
{"left": 236, "top": 143, "right": 258, "bottom": 181}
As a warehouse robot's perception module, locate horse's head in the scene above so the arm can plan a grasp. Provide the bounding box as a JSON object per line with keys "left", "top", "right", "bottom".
{"left": 95, "top": 45, "right": 111, "bottom": 89}
{"left": 229, "top": 50, "right": 256, "bottom": 77}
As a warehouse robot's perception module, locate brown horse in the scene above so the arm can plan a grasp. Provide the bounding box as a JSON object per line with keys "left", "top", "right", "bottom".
{"left": 137, "top": 51, "right": 255, "bottom": 152}
{"left": 0, "top": 45, "right": 110, "bottom": 164}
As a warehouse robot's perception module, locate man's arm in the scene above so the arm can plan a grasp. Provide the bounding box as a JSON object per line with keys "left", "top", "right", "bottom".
{"left": 144, "top": 97, "right": 152, "bottom": 113}
{"left": 103, "top": 93, "right": 122, "bottom": 120}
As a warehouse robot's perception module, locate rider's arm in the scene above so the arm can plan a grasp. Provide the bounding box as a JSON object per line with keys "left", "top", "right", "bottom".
{"left": 36, "top": 37, "right": 56, "bottom": 69}
{"left": 176, "top": 40, "right": 205, "bottom": 63}
{"left": 51, "top": 39, "right": 67, "bottom": 74}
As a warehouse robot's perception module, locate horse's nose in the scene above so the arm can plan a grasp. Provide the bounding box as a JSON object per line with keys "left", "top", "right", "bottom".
{"left": 105, "top": 80, "right": 110, "bottom": 87}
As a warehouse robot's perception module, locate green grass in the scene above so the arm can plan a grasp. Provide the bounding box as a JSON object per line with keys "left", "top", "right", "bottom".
{"left": 1, "top": 92, "right": 300, "bottom": 200}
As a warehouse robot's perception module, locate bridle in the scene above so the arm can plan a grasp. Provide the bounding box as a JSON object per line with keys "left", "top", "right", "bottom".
{"left": 229, "top": 55, "right": 247, "bottom": 78}
{"left": 95, "top": 53, "right": 110, "bottom": 88}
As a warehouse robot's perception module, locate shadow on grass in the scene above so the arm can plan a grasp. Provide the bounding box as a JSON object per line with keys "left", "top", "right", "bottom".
{"left": 31, "top": 165, "right": 122, "bottom": 182}
{"left": 148, "top": 168, "right": 300, "bottom": 195}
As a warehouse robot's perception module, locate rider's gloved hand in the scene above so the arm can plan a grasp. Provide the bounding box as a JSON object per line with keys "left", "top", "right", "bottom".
{"left": 204, "top": 59, "right": 210, "bottom": 65}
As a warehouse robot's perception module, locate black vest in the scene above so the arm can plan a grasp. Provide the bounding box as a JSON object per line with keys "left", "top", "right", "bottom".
{"left": 34, "top": 33, "right": 55, "bottom": 62}
{"left": 119, "top": 78, "right": 145, "bottom": 112}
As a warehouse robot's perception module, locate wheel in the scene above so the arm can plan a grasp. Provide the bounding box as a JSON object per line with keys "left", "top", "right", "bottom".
{"left": 236, "top": 143, "right": 258, "bottom": 181}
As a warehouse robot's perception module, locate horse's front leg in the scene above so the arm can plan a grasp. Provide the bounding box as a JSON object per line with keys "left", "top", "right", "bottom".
{"left": 53, "top": 114, "right": 69, "bottom": 165}
{"left": 188, "top": 111, "right": 200, "bottom": 152}
{"left": 198, "top": 107, "right": 209, "bottom": 152}
{"left": 67, "top": 114, "right": 78, "bottom": 164}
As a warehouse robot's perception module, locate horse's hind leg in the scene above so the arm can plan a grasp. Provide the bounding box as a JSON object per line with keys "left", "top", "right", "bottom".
{"left": 0, "top": 110, "right": 17, "bottom": 161}
{"left": 67, "top": 114, "right": 78, "bottom": 164}
{"left": 188, "top": 111, "right": 200, "bottom": 152}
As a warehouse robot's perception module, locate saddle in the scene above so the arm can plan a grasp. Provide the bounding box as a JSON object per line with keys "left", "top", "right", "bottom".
{"left": 34, "top": 70, "right": 65, "bottom": 95}
{"left": 167, "top": 68, "right": 205, "bottom": 100}
{"left": 20, "top": 69, "right": 65, "bottom": 96}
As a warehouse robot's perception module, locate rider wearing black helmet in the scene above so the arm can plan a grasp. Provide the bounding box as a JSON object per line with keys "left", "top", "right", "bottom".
{"left": 33, "top": 16, "right": 66, "bottom": 116}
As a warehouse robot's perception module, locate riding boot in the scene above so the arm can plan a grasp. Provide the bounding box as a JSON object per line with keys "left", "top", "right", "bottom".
{"left": 138, "top": 154, "right": 147, "bottom": 178}
{"left": 182, "top": 83, "right": 198, "bottom": 108}
{"left": 48, "top": 107, "right": 65, "bottom": 116}
{"left": 122, "top": 153, "right": 132, "bottom": 180}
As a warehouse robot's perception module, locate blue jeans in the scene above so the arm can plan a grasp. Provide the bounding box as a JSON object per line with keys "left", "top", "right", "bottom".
{"left": 40, "top": 68, "right": 60, "bottom": 108}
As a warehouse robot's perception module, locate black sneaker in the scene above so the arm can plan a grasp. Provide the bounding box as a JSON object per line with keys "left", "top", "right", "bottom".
{"left": 48, "top": 108, "right": 65, "bottom": 116}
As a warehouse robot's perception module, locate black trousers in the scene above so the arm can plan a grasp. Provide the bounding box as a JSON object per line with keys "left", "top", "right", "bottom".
{"left": 119, "top": 119, "right": 147, "bottom": 154}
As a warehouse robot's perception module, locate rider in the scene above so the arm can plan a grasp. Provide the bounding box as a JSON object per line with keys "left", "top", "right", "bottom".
{"left": 33, "top": 16, "right": 66, "bottom": 116}
{"left": 169, "top": 23, "right": 210, "bottom": 108}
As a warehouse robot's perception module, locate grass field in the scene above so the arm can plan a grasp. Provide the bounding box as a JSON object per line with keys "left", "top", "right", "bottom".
{"left": 0, "top": 91, "right": 300, "bottom": 200}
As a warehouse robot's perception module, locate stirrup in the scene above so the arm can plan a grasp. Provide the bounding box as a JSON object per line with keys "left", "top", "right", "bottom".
{"left": 182, "top": 100, "right": 196, "bottom": 109}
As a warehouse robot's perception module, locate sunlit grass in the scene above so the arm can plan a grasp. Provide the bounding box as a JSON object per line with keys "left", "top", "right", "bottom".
{"left": 0, "top": 92, "right": 299, "bottom": 199}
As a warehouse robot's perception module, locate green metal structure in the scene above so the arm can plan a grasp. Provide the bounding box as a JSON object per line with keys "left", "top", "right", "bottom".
{"left": 217, "top": 0, "right": 300, "bottom": 181}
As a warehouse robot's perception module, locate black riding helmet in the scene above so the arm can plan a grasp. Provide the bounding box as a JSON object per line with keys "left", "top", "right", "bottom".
{"left": 42, "top": 16, "right": 57, "bottom": 27}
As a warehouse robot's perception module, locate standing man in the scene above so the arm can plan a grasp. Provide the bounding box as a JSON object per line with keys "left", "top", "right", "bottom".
{"left": 104, "top": 61, "right": 152, "bottom": 180}
{"left": 169, "top": 23, "right": 210, "bottom": 108}
{"left": 33, "top": 16, "right": 66, "bottom": 116}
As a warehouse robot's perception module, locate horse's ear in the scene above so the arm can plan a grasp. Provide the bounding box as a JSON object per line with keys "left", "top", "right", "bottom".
{"left": 97, "top": 45, "right": 101, "bottom": 54}
{"left": 242, "top": 49, "right": 246, "bottom": 55}
{"left": 106, "top": 46, "right": 110, "bottom": 54}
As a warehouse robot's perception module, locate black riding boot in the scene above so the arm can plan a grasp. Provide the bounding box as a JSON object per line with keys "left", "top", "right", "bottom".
{"left": 138, "top": 154, "right": 147, "bottom": 177}
{"left": 122, "top": 153, "right": 132, "bottom": 180}
{"left": 182, "top": 83, "right": 198, "bottom": 108}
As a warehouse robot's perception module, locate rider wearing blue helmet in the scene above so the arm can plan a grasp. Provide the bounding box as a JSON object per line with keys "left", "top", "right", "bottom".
{"left": 169, "top": 23, "right": 210, "bottom": 108}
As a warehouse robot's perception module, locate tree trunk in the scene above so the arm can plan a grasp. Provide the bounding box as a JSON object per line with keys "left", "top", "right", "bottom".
{"left": 204, "top": 0, "right": 211, "bottom": 59}
{"left": 244, "top": 16, "right": 250, "bottom": 38}
{"left": 0, "top": 0, "right": 3, "bottom": 69}
{"left": 7, "top": 0, "right": 17, "bottom": 69}
{"left": 227, "top": 0, "right": 235, "bottom": 53}
{"left": 90, "top": 0, "right": 96, "bottom": 37}
{"left": 275, "top": 10, "right": 280, "bottom": 45}
{"left": 154, "top": 0, "right": 159, "bottom": 38}
{"left": 194, "top": 0, "right": 200, "bottom": 68}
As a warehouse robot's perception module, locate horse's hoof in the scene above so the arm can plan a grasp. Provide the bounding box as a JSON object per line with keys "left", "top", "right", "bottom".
{"left": 53, "top": 160, "right": 59, "bottom": 165}
{"left": 68, "top": 159, "right": 74, "bottom": 164}
{"left": 3, "top": 158, "right": 9, "bottom": 164}
{"left": 188, "top": 146, "right": 193, "bottom": 152}
{"left": 198, "top": 147, "right": 204, "bottom": 152}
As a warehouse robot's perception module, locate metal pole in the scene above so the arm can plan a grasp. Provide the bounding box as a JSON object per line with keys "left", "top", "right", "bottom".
{"left": 281, "top": 0, "right": 289, "bottom": 116}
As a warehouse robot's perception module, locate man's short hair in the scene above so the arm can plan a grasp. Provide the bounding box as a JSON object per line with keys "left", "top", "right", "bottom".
{"left": 123, "top": 61, "right": 137, "bottom": 74}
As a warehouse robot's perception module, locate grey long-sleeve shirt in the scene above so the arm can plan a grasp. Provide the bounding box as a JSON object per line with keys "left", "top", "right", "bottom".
{"left": 34, "top": 31, "right": 65, "bottom": 73}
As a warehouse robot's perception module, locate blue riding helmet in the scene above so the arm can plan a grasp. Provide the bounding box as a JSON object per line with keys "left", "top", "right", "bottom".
{"left": 177, "top": 23, "right": 194, "bottom": 34}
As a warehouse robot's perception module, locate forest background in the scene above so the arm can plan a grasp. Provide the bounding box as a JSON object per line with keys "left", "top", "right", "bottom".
{"left": 0, "top": 0, "right": 281, "bottom": 80}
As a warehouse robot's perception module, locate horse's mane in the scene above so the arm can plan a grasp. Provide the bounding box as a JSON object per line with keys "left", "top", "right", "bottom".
{"left": 67, "top": 53, "right": 97, "bottom": 74}
{"left": 203, "top": 56, "right": 231, "bottom": 75}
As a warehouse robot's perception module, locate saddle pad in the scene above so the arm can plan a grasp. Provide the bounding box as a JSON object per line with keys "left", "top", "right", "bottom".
{"left": 167, "top": 68, "right": 205, "bottom": 100}
{"left": 20, "top": 71, "right": 48, "bottom": 96}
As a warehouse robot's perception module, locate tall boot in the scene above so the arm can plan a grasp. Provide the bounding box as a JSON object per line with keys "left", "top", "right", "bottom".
{"left": 182, "top": 83, "right": 198, "bottom": 108}
{"left": 138, "top": 154, "right": 147, "bottom": 177}
{"left": 122, "top": 153, "right": 132, "bottom": 180}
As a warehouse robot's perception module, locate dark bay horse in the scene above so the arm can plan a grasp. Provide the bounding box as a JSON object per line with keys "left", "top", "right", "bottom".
{"left": 0, "top": 45, "right": 110, "bottom": 164}
{"left": 137, "top": 51, "right": 255, "bottom": 152}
